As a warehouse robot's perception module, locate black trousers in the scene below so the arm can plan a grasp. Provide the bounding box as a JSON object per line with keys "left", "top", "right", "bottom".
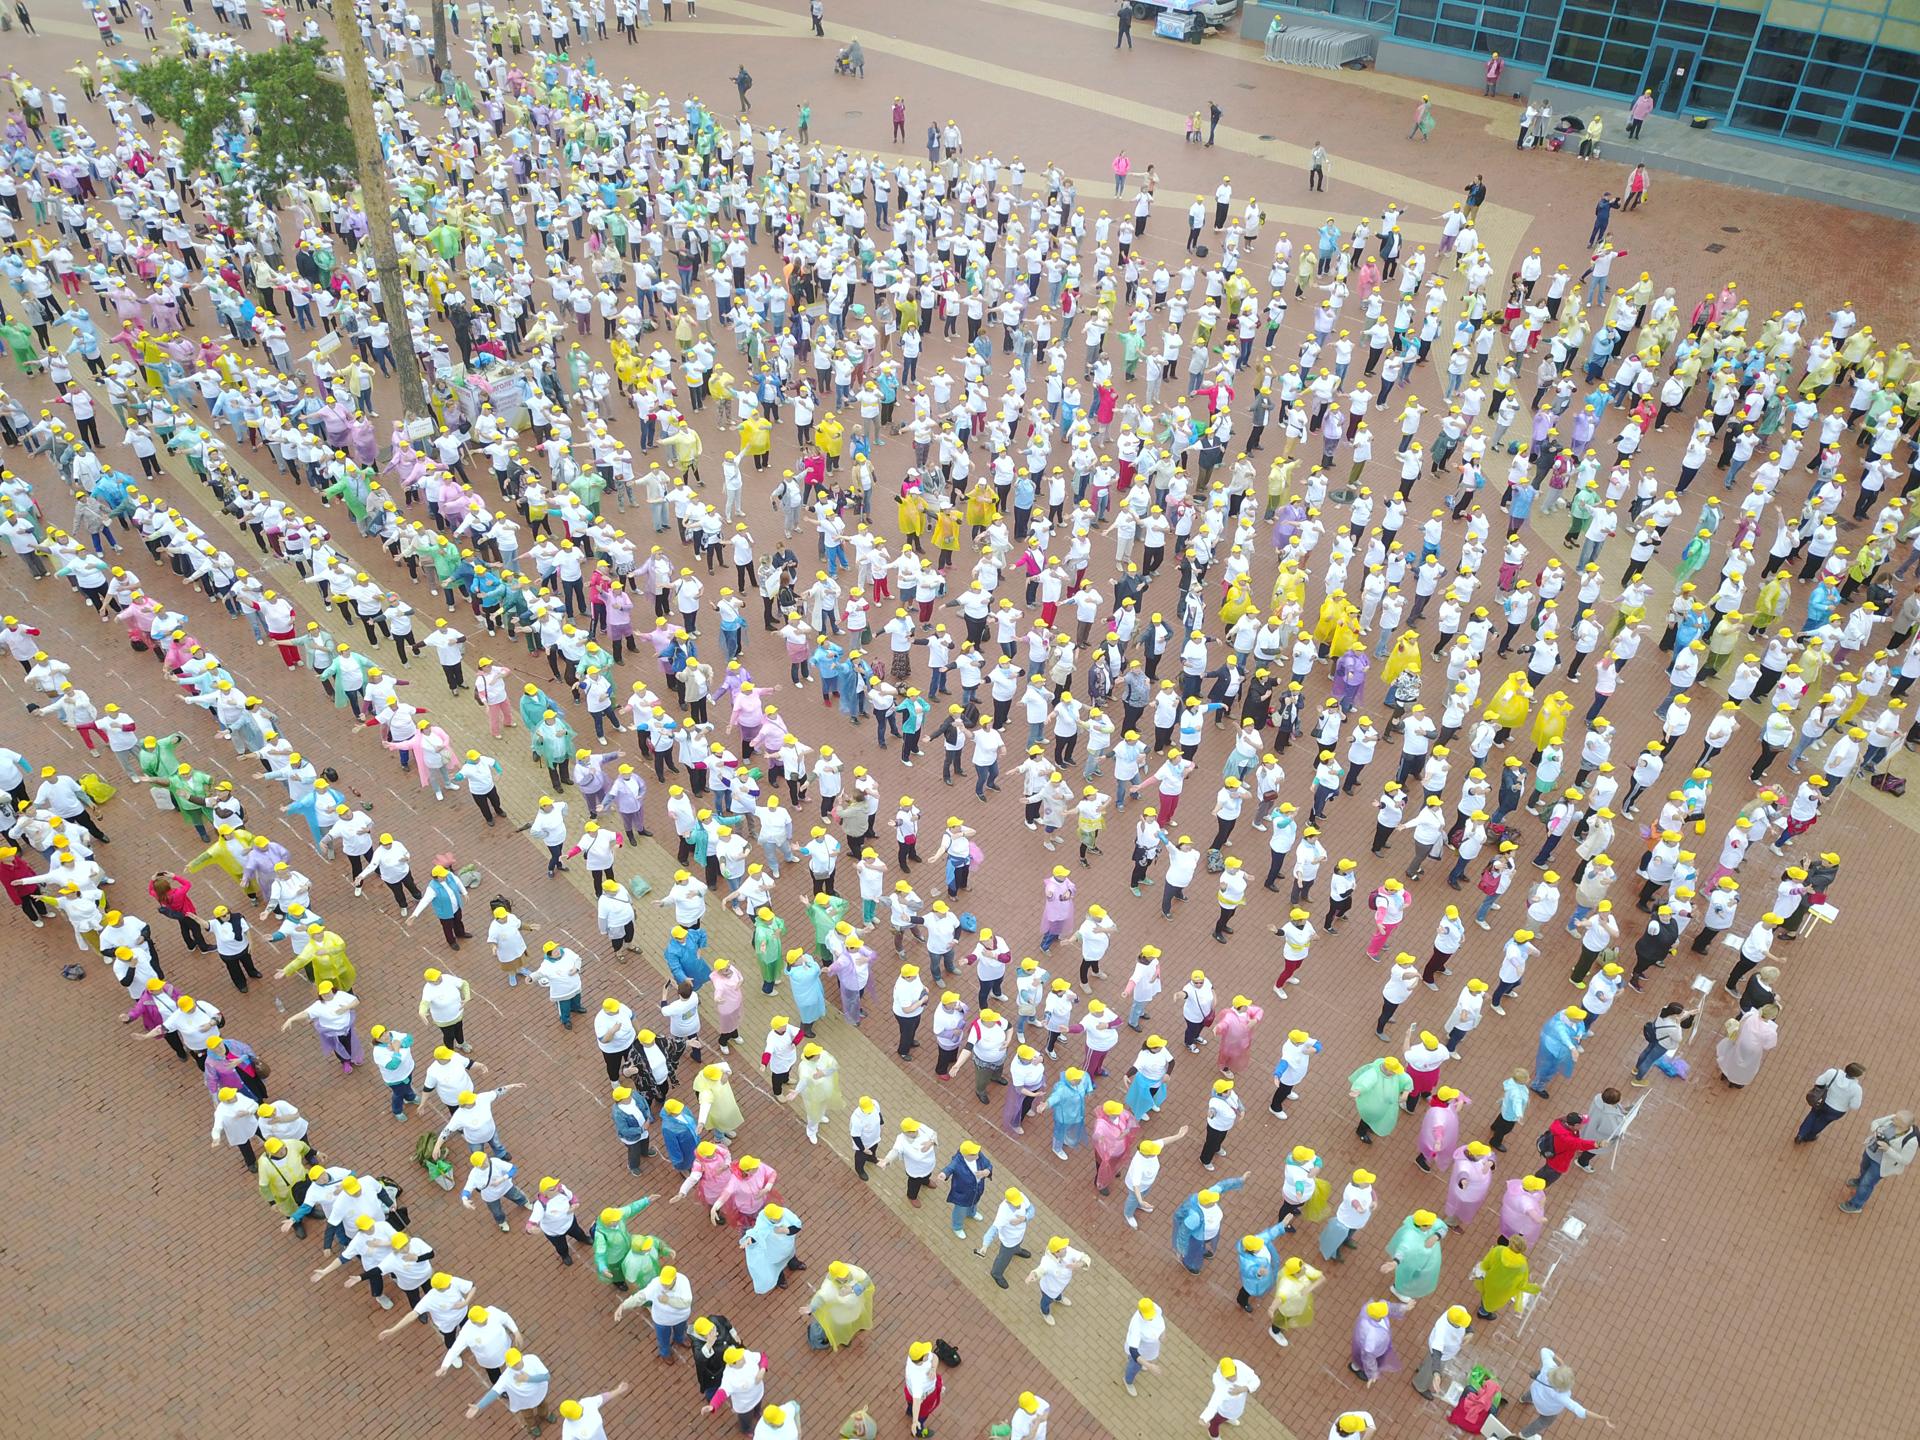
{"left": 1200, "top": 1123, "right": 1230, "bottom": 1166}
{"left": 220, "top": 948, "right": 262, "bottom": 988}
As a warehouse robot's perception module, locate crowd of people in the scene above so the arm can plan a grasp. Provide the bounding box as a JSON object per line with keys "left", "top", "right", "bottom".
{"left": 3, "top": 2, "right": 1918, "bottom": 1438}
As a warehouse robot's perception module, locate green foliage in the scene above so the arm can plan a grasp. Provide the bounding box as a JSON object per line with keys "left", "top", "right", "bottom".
{"left": 129, "top": 40, "right": 357, "bottom": 220}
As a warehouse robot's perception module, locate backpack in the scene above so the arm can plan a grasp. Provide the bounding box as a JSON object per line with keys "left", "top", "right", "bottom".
{"left": 934, "top": 1339, "right": 963, "bottom": 1368}
{"left": 1535, "top": 1128, "right": 1556, "bottom": 1158}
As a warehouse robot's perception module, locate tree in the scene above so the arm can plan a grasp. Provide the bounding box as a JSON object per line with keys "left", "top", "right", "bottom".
{"left": 129, "top": 38, "right": 431, "bottom": 422}
{"left": 129, "top": 41, "right": 355, "bottom": 224}
{"left": 432, "top": 0, "right": 451, "bottom": 81}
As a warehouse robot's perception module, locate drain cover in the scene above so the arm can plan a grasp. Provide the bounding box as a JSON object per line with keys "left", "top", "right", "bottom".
{"left": 1704, "top": 242, "right": 1726, "bottom": 252}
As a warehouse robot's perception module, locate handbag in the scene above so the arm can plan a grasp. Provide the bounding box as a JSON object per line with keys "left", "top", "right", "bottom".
{"left": 1806, "top": 1071, "right": 1832, "bottom": 1109}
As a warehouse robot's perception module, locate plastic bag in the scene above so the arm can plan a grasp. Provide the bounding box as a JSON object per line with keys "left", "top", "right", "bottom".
{"left": 80, "top": 773, "right": 118, "bottom": 805}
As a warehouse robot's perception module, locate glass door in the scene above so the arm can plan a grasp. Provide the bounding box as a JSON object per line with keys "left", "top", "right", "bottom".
{"left": 1644, "top": 45, "right": 1698, "bottom": 114}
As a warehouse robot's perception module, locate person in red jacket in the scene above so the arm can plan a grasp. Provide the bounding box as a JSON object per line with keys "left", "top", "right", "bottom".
{"left": 1532, "top": 1112, "right": 1597, "bottom": 1186}
{"left": 0, "top": 843, "right": 48, "bottom": 925}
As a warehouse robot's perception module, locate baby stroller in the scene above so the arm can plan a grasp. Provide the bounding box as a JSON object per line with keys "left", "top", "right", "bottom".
{"left": 834, "top": 39, "right": 864, "bottom": 76}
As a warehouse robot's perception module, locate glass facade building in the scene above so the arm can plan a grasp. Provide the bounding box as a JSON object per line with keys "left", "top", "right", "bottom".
{"left": 1267, "top": 1, "right": 1920, "bottom": 168}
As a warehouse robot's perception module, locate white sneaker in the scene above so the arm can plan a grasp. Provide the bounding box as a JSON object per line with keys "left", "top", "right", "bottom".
{"left": 1270, "top": 1330, "right": 1288, "bottom": 1347}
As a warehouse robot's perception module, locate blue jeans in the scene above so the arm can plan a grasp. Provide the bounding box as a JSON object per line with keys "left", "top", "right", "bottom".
{"left": 1125, "top": 1349, "right": 1143, "bottom": 1384}
{"left": 974, "top": 761, "right": 999, "bottom": 798}
{"left": 1843, "top": 1155, "right": 1884, "bottom": 1211}
{"left": 653, "top": 1318, "right": 688, "bottom": 1357}
{"left": 484, "top": 1186, "right": 530, "bottom": 1224}
{"left": 1475, "top": 893, "right": 1500, "bottom": 923}
{"left": 1123, "top": 1189, "right": 1146, "bottom": 1222}
{"left": 950, "top": 1202, "right": 976, "bottom": 1233}
{"left": 1632, "top": 1039, "right": 1667, "bottom": 1080}
{"left": 557, "top": 993, "right": 587, "bottom": 1026}
{"left": 386, "top": 1079, "right": 417, "bottom": 1115}
{"left": 1039, "top": 1291, "right": 1058, "bottom": 1316}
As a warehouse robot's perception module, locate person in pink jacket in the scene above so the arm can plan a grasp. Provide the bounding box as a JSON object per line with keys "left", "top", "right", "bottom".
{"left": 1498, "top": 1174, "right": 1548, "bottom": 1247}
{"left": 1443, "top": 1141, "right": 1497, "bottom": 1225}
{"left": 1213, "top": 996, "right": 1263, "bottom": 1076}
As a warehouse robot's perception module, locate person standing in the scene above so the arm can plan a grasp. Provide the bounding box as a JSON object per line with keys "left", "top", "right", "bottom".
{"left": 1795, "top": 1062, "right": 1865, "bottom": 1143}
{"left": 879, "top": 1117, "right": 940, "bottom": 1208}
{"left": 1123, "top": 1296, "right": 1165, "bottom": 1394}
{"left": 975, "top": 1185, "right": 1036, "bottom": 1287}
{"left": 1114, "top": 0, "right": 1131, "bottom": 48}
{"left": 1410, "top": 1305, "right": 1472, "bottom": 1396}
{"left": 1025, "top": 1235, "right": 1091, "bottom": 1324}
{"left": 1841, "top": 1111, "right": 1917, "bottom": 1213}
{"left": 529, "top": 1176, "right": 592, "bottom": 1265}
{"left": 419, "top": 967, "right": 474, "bottom": 1050}
{"left": 465, "top": 1348, "right": 554, "bottom": 1434}
{"left": 1350, "top": 1056, "right": 1413, "bottom": 1143}
{"left": 1517, "top": 1348, "right": 1606, "bottom": 1435}
{"left": 903, "top": 1339, "right": 942, "bottom": 1437}
{"left": 1200, "top": 1357, "right": 1259, "bottom": 1436}
{"left": 1630, "top": 1002, "right": 1699, "bottom": 1084}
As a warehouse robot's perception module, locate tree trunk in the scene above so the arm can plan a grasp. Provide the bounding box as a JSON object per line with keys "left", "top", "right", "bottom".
{"left": 332, "top": 11, "right": 432, "bottom": 424}
{"left": 431, "top": 1, "right": 451, "bottom": 84}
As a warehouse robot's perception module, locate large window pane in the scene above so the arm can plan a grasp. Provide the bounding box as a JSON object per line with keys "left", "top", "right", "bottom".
{"left": 1793, "top": 91, "right": 1847, "bottom": 119}
{"left": 1560, "top": 6, "right": 1609, "bottom": 38}
{"left": 1851, "top": 103, "right": 1907, "bottom": 132}
{"left": 1434, "top": 21, "right": 1476, "bottom": 47}
{"left": 1739, "top": 80, "right": 1799, "bottom": 110}
{"left": 1840, "top": 127, "right": 1898, "bottom": 158}
{"left": 1784, "top": 113, "right": 1842, "bottom": 146}
{"left": 1731, "top": 103, "right": 1790, "bottom": 132}
{"left": 1758, "top": 24, "right": 1814, "bottom": 57}
{"left": 1803, "top": 62, "right": 1858, "bottom": 93}
{"left": 1747, "top": 52, "right": 1807, "bottom": 87}
{"left": 1689, "top": 85, "right": 1734, "bottom": 113}
{"left": 1593, "top": 65, "right": 1641, "bottom": 94}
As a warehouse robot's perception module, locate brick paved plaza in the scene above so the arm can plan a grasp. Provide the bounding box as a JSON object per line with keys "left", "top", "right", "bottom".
{"left": 3, "top": 5, "right": 1918, "bottom": 1440}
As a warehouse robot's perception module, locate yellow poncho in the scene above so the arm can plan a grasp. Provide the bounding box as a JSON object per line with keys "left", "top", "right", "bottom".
{"left": 807, "top": 1267, "right": 876, "bottom": 1350}
{"left": 1220, "top": 581, "right": 1255, "bottom": 627}
{"left": 1482, "top": 671, "right": 1534, "bottom": 730}
{"left": 1381, "top": 632, "right": 1423, "bottom": 687}
{"left": 1530, "top": 691, "right": 1572, "bottom": 752}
